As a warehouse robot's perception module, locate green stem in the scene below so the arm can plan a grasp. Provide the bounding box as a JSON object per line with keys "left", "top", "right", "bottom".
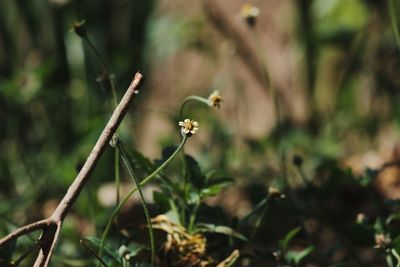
{"left": 392, "top": 249, "right": 400, "bottom": 267}
{"left": 389, "top": 0, "right": 400, "bottom": 52}
{"left": 250, "top": 29, "right": 281, "bottom": 125}
{"left": 83, "top": 35, "right": 118, "bottom": 107}
{"left": 115, "top": 149, "right": 120, "bottom": 205}
{"left": 179, "top": 96, "right": 209, "bottom": 120}
{"left": 188, "top": 202, "right": 200, "bottom": 233}
{"left": 117, "top": 142, "right": 155, "bottom": 267}
{"left": 387, "top": 253, "right": 395, "bottom": 267}
{"left": 84, "top": 35, "right": 112, "bottom": 75}
{"left": 179, "top": 96, "right": 208, "bottom": 202}
{"left": 99, "top": 135, "right": 188, "bottom": 260}
{"left": 251, "top": 29, "right": 271, "bottom": 89}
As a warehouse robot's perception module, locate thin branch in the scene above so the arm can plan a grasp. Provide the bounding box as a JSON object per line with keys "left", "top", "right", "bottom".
{"left": 0, "top": 219, "right": 50, "bottom": 246}
{"left": 0, "top": 72, "right": 145, "bottom": 267}
{"left": 51, "top": 72, "right": 144, "bottom": 222}
{"left": 33, "top": 221, "right": 62, "bottom": 267}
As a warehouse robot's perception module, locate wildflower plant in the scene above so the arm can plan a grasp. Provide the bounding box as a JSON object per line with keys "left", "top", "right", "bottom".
{"left": 4, "top": 1, "right": 400, "bottom": 267}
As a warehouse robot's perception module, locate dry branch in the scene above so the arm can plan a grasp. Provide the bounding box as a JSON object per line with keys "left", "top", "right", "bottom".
{"left": 0, "top": 72, "right": 144, "bottom": 267}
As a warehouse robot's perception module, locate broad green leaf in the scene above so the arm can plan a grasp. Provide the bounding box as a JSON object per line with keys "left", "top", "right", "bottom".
{"left": 185, "top": 155, "right": 206, "bottom": 190}
{"left": 121, "top": 145, "right": 154, "bottom": 178}
{"left": 153, "top": 190, "right": 170, "bottom": 212}
{"left": 196, "top": 223, "right": 247, "bottom": 241}
{"left": 154, "top": 146, "right": 178, "bottom": 167}
{"left": 201, "top": 177, "right": 235, "bottom": 197}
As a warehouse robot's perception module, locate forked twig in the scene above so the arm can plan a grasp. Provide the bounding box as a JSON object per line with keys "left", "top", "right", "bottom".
{"left": 0, "top": 72, "right": 145, "bottom": 267}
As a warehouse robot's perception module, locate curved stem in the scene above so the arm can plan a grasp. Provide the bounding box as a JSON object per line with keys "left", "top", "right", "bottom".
{"left": 83, "top": 36, "right": 112, "bottom": 75}
{"left": 83, "top": 36, "right": 118, "bottom": 107}
{"left": 99, "top": 135, "right": 188, "bottom": 259}
{"left": 116, "top": 142, "right": 155, "bottom": 267}
{"left": 250, "top": 29, "right": 281, "bottom": 124}
{"left": 179, "top": 96, "right": 209, "bottom": 119}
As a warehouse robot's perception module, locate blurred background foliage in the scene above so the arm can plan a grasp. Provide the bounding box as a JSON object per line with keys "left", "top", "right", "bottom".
{"left": 2, "top": 0, "right": 400, "bottom": 266}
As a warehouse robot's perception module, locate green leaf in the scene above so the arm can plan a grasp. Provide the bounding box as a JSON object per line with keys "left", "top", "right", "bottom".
{"left": 127, "top": 242, "right": 146, "bottom": 258}
{"left": 187, "top": 190, "right": 201, "bottom": 205}
{"left": 238, "top": 198, "right": 267, "bottom": 229}
{"left": 122, "top": 146, "right": 154, "bottom": 178}
{"left": 119, "top": 242, "right": 146, "bottom": 259}
{"left": 117, "top": 141, "right": 155, "bottom": 266}
{"left": 153, "top": 190, "right": 171, "bottom": 212}
{"left": 196, "top": 223, "right": 248, "bottom": 241}
{"left": 279, "top": 227, "right": 301, "bottom": 251}
{"left": 201, "top": 177, "right": 235, "bottom": 197}
{"left": 185, "top": 155, "right": 206, "bottom": 190}
{"left": 284, "top": 245, "right": 314, "bottom": 265}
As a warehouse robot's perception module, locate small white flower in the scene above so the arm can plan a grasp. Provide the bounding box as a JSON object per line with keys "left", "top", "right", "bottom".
{"left": 179, "top": 119, "right": 199, "bottom": 136}
{"left": 208, "top": 90, "right": 223, "bottom": 109}
{"left": 240, "top": 4, "right": 260, "bottom": 27}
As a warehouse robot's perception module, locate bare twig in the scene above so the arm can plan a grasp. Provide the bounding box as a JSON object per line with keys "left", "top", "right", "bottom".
{"left": 0, "top": 72, "right": 144, "bottom": 267}
{"left": 0, "top": 219, "right": 50, "bottom": 246}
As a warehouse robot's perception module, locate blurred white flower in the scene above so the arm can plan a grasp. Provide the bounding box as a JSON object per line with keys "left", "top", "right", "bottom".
{"left": 241, "top": 4, "right": 260, "bottom": 27}
{"left": 208, "top": 90, "right": 223, "bottom": 109}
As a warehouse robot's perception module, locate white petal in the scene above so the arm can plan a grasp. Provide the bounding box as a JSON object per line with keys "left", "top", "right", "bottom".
{"left": 192, "top": 121, "right": 199, "bottom": 127}
{"left": 183, "top": 128, "right": 189, "bottom": 134}
{"left": 178, "top": 121, "right": 185, "bottom": 126}
{"left": 184, "top": 119, "right": 190, "bottom": 123}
